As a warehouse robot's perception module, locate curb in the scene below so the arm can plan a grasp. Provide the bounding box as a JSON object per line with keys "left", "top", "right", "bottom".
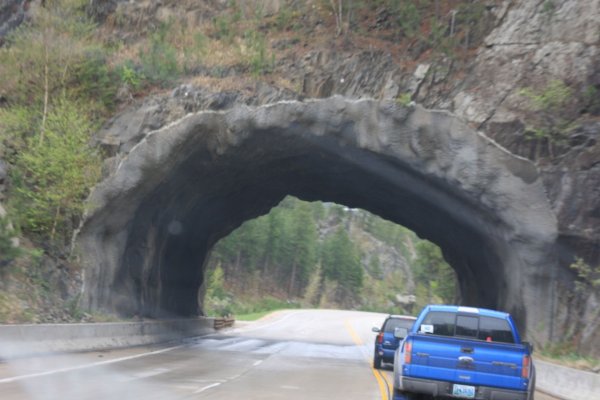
{"left": 536, "top": 359, "right": 599, "bottom": 400}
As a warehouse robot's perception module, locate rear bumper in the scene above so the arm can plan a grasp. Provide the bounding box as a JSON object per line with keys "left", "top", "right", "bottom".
{"left": 375, "top": 346, "right": 396, "bottom": 362}
{"left": 400, "top": 376, "right": 528, "bottom": 400}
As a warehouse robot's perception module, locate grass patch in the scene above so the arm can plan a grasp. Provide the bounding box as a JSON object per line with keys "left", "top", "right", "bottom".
{"left": 540, "top": 344, "right": 600, "bottom": 372}
{"left": 205, "top": 294, "right": 301, "bottom": 319}
{"left": 234, "top": 310, "right": 279, "bottom": 321}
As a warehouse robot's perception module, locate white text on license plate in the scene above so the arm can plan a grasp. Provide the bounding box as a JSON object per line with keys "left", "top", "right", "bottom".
{"left": 452, "top": 384, "right": 475, "bottom": 398}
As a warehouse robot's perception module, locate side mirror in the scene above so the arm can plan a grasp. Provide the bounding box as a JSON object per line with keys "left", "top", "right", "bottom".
{"left": 394, "top": 327, "right": 409, "bottom": 339}
{"left": 372, "top": 327, "right": 381, "bottom": 333}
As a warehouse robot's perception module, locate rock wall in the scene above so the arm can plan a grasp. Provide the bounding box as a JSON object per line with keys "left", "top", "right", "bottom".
{"left": 76, "top": 96, "right": 559, "bottom": 348}
{"left": 447, "top": 0, "right": 600, "bottom": 354}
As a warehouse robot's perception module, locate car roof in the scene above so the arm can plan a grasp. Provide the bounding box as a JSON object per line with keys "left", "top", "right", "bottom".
{"left": 424, "top": 304, "right": 510, "bottom": 319}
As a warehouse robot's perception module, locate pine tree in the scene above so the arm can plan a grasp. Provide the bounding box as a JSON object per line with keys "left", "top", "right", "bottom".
{"left": 413, "top": 240, "right": 456, "bottom": 304}
{"left": 12, "top": 97, "right": 101, "bottom": 243}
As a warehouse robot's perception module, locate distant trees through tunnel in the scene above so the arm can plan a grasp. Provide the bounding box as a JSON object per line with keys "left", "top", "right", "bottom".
{"left": 203, "top": 196, "right": 458, "bottom": 318}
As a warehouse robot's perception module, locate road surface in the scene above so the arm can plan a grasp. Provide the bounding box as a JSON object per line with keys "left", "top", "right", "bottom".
{"left": 0, "top": 309, "right": 558, "bottom": 400}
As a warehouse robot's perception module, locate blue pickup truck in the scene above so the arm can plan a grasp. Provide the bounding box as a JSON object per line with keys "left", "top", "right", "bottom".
{"left": 393, "top": 305, "right": 535, "bottom": 400}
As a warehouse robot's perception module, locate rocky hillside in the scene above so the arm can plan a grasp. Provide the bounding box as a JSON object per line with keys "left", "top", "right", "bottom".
{"left": 0, "top": 0, "right": 598, "bottom": 354}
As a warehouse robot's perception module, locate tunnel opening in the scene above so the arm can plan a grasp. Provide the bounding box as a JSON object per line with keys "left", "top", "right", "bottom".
{"left": 77, "top": 98, "right": 558, "bottom": 344}
{"left": 202, "top": 195, "right": 460, "bottom": 319}
{"left": 114, "top": 128, "right": 507, "bottom": 320}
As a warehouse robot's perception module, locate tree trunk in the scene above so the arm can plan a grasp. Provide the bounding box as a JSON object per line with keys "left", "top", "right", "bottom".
{"left": 288, "top": 262, "right": 297, "bottom": 296}
{"left": 50, "top": 205, "right": 61, "bottom": 241}
{"left": 40, "top": 37, "right": 49, "bottom": 145}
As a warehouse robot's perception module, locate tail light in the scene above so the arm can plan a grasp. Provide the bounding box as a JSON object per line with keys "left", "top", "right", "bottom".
{"left": 404, "top": 340, "right": 412, "bottom": 364}
{"left": 521, "top": 355, "right": 530, "bottom": 379}
{"left": 377, "top": 332, "right": 384, "bottom": 344}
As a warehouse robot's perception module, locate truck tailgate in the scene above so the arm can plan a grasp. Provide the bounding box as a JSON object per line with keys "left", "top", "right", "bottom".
{"left": 406, "top": 334, "right": 528, "bottom": 391}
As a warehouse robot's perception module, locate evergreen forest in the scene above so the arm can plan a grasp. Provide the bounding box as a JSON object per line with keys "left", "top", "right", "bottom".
{"left": 204, "top": 196, "right": 457, "bottom": 318}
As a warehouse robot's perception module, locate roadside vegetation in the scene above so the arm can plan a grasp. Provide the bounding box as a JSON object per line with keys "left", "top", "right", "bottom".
{"left": 540, "top": 344, "right": 600, "bottom": 373}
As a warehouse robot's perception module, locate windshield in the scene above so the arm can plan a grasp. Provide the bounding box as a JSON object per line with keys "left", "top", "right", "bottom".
{"left": 383, "top": 318, "right": 415, "bottom": 333}
{"left": 420, "top": 311, "right": 515, "bottom": 343}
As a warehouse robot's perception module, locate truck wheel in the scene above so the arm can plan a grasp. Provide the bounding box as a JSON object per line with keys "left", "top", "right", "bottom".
{"left": 393, "top": 389, "right": 417, "bottom": 400}
{"left": 528, "top": 365, "right": 536, "bottom": 400}
{"left": 373, "top": 354, "right": 382, "bottom": 369}
{"left": 528, "top": 375, "right": 536, "bottom": 400}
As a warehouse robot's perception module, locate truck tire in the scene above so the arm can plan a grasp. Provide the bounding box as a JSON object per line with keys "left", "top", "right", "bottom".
{"left": 373, "top": 354, "right": 382, "bottom": 369}
{"left": 528, "top": 371, "right": 536, "bottom": 400}
{"left": 393, "top": 389, "right": 417, "bottom": 400}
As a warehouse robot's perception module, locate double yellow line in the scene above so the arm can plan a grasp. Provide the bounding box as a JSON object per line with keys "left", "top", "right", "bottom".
{"left": 344, "top": 319, "right": 392, "bottom": 400}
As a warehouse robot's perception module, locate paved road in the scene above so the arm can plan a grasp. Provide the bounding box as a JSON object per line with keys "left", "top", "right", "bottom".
{"left": 0, "top": 310, "right": 386, "bottom": 399}
{"left": 0, "top": 309, "right": 558, "bottom": 400}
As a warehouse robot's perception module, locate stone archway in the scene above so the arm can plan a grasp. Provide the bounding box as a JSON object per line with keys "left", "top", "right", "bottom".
{"left": 75, "top": 96, "right": 558, "bottom": 345}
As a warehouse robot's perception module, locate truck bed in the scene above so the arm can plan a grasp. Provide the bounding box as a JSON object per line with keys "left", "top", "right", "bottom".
{"left": 403, "top": 333, "right": 529, "bottom": 391}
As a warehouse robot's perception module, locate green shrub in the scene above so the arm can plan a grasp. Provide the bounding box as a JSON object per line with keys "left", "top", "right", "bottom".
{"left": 390, "top": 0, "right": 421, "bottom": 39}
{"left": 244, "top": 30, "right": 275, "bottom": 76}
{"left": 583, "top": 85, "right": 600, "bottom": 115}
{"left": 11, "top": 97, "right": 101, "bottom": 244}
{"left": 139, "top": 21, "right": 180, "bottom": 86}
{"left": 116, "top": 61, "right": 145, "bottom": 91}
{"left": 519, "top": 80, "right": 574, "bottom": 156}
{"left": 182, "top": 32, "right": 208, "bottom": 73}
{"left": 0, "top": 212, "right": 20, "bottom": 266}
{"left": 396, "top": 92, "right": 413, "bottom": 106}
{"left": 71, "top": 47, "right": 119, "bottom": 114}
{"left": 570, "top": 257, "right": 600, "bottom": 293}
{"left": 213, "top": 2, "right": 241, "bottom": 42}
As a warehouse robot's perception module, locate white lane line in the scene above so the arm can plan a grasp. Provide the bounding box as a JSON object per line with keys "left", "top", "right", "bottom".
{"left": 119, "top": 367, "right": 171, "bottom": 382}
{"left": 135, "top": 367, "right": 171, "bottom": 378}
{"left": 227, "top": 310, "right": 307, "bottom": 334}
{"left": 194, "top": 382, "right": 221, "bottom": 393}
{"left": 0, "top": 345, "right": 183, "bottom": 384}
{"left": 190, "top": 379, "right": 227, "bottom": 383}
{"left": 192, "top": 358, "right": 264, "bottom": 394}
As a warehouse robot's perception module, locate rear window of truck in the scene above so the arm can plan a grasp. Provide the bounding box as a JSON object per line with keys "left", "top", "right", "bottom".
{"left": 383, "top": 318, "right": 415, "bottom": 333}
{"left": 419, "top": 311, "right": 515, "bottom": 343}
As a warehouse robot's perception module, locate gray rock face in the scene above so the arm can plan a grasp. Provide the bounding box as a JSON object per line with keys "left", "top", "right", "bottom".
{"left": 452, "top": 0, "right": 600, "bottom": 127}
{"left": 0, "top": 0, "right": 27, "bottom": 43}
{"left": 95, "top": 83, "right": 298, "bottom": 161}
{"left": 444, "top": 1, "right": 600, "bottom": 355}
{"left": 76, "top": 96, "right": 560, "bottom": 348}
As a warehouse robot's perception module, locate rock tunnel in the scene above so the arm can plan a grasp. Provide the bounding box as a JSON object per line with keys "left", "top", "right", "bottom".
{"left": 75, "top": 96, "right": 559, "bottom": 344}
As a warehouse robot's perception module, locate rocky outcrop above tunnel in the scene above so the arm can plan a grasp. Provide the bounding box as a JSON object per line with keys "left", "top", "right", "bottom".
{"left": 95, "top": 83, "right": 299, "bottom": 162}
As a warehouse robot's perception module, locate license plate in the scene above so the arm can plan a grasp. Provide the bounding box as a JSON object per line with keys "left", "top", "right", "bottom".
{"left": 452, "top": 384, "right": 475, "bottom": 398}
